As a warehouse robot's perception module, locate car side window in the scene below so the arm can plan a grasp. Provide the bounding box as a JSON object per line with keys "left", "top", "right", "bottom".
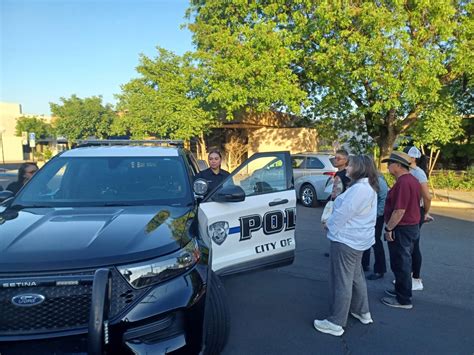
{"left": 291, "top": 156, "right": 305, "bottom": 169}
{"left": 222, "top": 155, "right": 287, "bottom": 197}
{"left": 185, "top": 152, "right": 200, "bottom": 175}
{"left": 306, "top": 157, "right": 324, "bottom": 169}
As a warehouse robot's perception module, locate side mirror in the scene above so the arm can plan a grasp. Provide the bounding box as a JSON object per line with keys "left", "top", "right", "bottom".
{"left": 212, "top": 185, "right": 245, "bottom": 203}
{"left": 0, "top": 190, "right": 14, "bottom": 203}
{"left": 193, "top": 178, "right": 208, "bottom": 196}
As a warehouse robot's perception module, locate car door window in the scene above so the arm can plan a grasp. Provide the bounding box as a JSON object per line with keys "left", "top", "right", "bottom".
{"left": 223, "top": 155, "right": 287, "bottom": 196}
{"left": 306, "top": 157, "right": 324, "bottom": 169}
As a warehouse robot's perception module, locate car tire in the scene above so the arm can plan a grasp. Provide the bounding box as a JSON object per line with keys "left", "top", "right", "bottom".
{"left": 300, "top": 184, "right": 319, "bottom": 207}
{"left": 204, "top": 271, "right": 230, "bottom": 355}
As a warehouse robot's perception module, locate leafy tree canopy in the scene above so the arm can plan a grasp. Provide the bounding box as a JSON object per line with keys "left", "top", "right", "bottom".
{"left": 50, "top": 95, "right": 115, "bottom": 142}
{"left": 187, "top": 1, "right": 308, "bottom": 118}
{"left": 115, "top": 47, "right": 215, "bottom": 140}
{"left": 15, "top": 116, "right": 54, "bottom": 139}
{"left": 187, "top": 0, "right": 473, "bottom": 158}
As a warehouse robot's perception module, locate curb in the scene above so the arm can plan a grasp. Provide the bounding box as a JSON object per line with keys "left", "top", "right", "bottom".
{"left": 431, "top": 201, "right": 474, "bottom": 209}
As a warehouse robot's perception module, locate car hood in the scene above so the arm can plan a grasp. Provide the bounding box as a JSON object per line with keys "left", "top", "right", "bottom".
{"left": 0, "top": 205, "right": 195, "bottom": 272}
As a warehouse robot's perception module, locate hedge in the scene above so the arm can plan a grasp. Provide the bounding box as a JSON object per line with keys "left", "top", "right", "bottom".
{"left": 383, "top": 168, "right": 474, "bottom": 191}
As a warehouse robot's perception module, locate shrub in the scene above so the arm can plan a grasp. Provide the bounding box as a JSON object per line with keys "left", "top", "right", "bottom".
{"left": 430, "top": 169, "right": 474, "bottom": 190}
{"left": 383, "top": 169, "right": 474, "bottom": 191}
{"left": 43, "top": 147, "right": 53, "bottom": 161}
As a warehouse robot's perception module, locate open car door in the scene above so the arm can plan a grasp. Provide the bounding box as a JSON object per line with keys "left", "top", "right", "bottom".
{"left": 198, "top": 152, "right": 296, "bottom": 276}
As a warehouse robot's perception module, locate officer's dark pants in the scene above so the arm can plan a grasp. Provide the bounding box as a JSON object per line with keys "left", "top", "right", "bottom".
{"left": 387, "top": 224, "right": 420, "bottom": 305}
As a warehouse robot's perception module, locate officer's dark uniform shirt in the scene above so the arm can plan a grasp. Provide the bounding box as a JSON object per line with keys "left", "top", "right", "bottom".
{"left": 195, "top": 168, "right": 230, "bottom": 195}
{"left": 6, "top": 181, "right": 23, "bottom": 195}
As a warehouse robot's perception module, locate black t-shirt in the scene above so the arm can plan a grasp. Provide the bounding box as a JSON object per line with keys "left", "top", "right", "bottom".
{"left": 6, "top": 181, "right": 23, "bottom": 195}
{"left": 336, "top": 169, "right": 350, "bottom": 192}
{"left": 195, "top": 168, "right": 230, "bottom": 195}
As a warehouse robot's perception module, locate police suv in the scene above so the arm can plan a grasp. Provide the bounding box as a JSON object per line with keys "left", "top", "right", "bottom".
{"left": 0, "top": 140, "right": 296, "bottom": 354}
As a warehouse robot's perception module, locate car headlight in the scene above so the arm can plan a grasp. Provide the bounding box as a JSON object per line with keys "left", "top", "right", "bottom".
{"left": 117, "top": 239, "right": 200, "bottom": 289}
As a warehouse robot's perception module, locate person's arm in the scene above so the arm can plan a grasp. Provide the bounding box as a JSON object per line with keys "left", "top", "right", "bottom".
{"left": 326, "top": 185, "right": 367, "bottom": 234}
{"left": 331, "top": 175, "right": 343, "bottom": 200}
{"left": 420, "top": 182, "right": 432, "bottom": 218}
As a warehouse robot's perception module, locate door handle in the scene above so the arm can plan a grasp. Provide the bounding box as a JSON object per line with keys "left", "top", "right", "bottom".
{"left": 269, "top": 199, "right": 288, "bottom": 206}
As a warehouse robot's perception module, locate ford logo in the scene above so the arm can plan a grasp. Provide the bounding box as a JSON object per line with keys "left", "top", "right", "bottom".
{"left": 11, "top": 294, "right": 45, "bottom": 307}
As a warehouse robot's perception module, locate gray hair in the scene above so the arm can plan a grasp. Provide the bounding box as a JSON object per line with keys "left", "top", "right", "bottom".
{"left": 348, "top": 155, "right": 379, "bottom": 192}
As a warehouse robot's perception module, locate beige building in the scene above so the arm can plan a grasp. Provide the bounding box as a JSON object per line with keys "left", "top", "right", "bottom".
{"left": 0, "top": 102, "right": 52, "bottom": 163}
{"left": 0, "top": 102, "right": 24, "bottom": 162}
{"left": 205, "top": 111, "right": 319, "bottom": 171}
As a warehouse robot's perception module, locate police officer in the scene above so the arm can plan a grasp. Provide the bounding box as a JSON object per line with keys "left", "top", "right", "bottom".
{"left": 195, "top": 150, "right": 230, "bottom": 196}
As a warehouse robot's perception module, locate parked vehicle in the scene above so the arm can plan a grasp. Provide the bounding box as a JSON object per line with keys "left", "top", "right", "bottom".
{"left": 291, "top": 153, "right": 337, "bottom": 180}
{"left": 0, "top": 170, "right": 17, "bottom": 191}
{"left": 291, "top": 153, "right": 336, "bottom": 207}
{"left": 0, "top": 140, "right": 297, "bottom": 355}
{"left": 295, "top": 174, "right": 333, "bottom": 208}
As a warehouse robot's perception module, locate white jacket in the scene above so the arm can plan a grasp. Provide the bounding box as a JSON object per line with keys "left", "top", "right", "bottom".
{"left": 326, "top": 178, "right": 377, "bottom": 251}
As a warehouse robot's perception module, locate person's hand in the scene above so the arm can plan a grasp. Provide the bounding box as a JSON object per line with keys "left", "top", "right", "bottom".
{"left": 384, "top": 230, "right": 394, "bottom": 242}
{"left": 321, "top": 222, "right": 328, "bottom": 231}
{"left": 424, "top": 213, "right": 434, "bottom": 223}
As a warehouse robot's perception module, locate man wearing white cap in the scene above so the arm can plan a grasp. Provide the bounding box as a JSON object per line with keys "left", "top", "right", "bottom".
{"left": 403, "top": 146, "right": 433, "bottom": 291}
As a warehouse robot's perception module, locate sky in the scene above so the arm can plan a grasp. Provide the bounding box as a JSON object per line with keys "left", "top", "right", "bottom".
{"left": 0, "top": 0, "right": 194, "bottom": 115}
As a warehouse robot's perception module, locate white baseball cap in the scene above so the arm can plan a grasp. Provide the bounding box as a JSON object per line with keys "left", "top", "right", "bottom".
{"left": 404, "top": 146, "right": 422, "bottom": 158}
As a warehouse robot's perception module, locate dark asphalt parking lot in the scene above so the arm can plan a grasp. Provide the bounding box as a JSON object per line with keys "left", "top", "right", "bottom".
{"left": 222, "top": 205, "right": 474, "bottom": 355}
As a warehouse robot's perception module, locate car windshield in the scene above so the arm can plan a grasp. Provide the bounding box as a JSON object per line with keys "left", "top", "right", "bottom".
{"left": 14, "top": 156, "right": 193, "bottom": 207}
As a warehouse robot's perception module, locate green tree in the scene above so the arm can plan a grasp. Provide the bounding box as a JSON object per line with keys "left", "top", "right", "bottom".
{"left": 187, "top": 1, "right": 308, "bottom": 119}
{"left": 115, "top": 47, "right": 215, "bottom": 142}
{"left": 50, "top": 95, "right": 115, "bottom": 142}
{"left": 187, "top": 1, "right": 473, "bottom": 160}
{"left": 409, "top": 99, "right": 464, "bottom": 175}
{"left": 15, "top": 116, "right": 54, "bottom": 139}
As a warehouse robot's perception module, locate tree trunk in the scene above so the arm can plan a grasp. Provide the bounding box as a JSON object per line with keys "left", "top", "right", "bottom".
{"left": 376, "top": 109, "right": 399, "bottom": 171}
{"left": 197, "top": 134, "right": 207, "bottom": 161}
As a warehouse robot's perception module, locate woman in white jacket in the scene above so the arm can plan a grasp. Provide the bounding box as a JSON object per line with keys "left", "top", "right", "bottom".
{"left": 314, "top": 155, "right": 379, "bottom": 336}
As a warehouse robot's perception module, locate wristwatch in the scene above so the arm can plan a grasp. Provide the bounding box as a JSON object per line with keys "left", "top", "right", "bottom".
{"left": 384, "top": 226, "right": 393, "bottom": 232}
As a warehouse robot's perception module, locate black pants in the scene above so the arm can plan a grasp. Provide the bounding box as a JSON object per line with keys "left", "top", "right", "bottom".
{"left": 387, "top": 224, "right": 420, "bottom": 305}
{"left": 362, "top": 215, "right": 386, "bottom": 274}
{"left": 412, "top": 207, "right": 425, "bottom": 279}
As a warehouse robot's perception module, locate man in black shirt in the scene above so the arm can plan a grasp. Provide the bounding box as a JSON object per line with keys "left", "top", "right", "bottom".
{"left": 331, "top": 149, "right": 350, "bottom": 200}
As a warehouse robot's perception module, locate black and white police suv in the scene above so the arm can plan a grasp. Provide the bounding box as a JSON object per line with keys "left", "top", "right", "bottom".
{"left": 0, "top": 140, "right": 297, "bottom": 355}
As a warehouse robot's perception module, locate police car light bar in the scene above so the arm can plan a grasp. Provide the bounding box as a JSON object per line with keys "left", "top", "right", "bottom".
{"left": 76, "top": 139, "right": 184, "bottom": 148}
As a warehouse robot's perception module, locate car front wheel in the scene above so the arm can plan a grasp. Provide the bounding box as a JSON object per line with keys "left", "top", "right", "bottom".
{"left": 300, "top": 184, "right": 319, "bottom": 207}
{"left": 204, "top": 271, "right": 230, "bottom": 355}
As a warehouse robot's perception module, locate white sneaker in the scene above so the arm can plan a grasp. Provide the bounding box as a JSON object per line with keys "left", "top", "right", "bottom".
{"left": 392, "top": 278, "right": 424, "bottom": 291}
{"left": 412, "top": 278, "right": 424, "bottom": 291}
{"left": 350, "top": 312, "right": 373, "bottom": 324}
{"left": 313, "top": 319, "right": 344, "bottom": 336}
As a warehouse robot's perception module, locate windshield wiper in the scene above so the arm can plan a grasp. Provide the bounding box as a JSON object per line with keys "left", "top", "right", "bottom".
{"left": 100, "top": 202, "right": 135, "bottom": 207}
{"left": 10, "top": 204, "right": 52, "bottom": 210}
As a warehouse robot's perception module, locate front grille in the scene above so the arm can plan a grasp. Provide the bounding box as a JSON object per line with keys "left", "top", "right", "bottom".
{"left": 0, "top": 269, "right": 147, "bottom": 336}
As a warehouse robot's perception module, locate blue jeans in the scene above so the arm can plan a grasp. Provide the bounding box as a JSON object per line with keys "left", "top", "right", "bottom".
{"left": 387, "top": 224, "right": 420, "bottom": 305}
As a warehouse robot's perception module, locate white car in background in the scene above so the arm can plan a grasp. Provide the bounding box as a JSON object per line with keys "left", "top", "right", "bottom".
{"left": 295, "top": 174, "right": 334, "bottom": 207}
{"left": 291, "top": 153, "right": 337, "bottom": 207}
{"left": 291, "top": 153, "right": 337, "bottom": 180}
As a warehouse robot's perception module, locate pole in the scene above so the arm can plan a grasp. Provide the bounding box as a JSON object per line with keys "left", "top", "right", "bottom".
{"left": 0, "top": 132, "right": 5, "bottom": 165}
